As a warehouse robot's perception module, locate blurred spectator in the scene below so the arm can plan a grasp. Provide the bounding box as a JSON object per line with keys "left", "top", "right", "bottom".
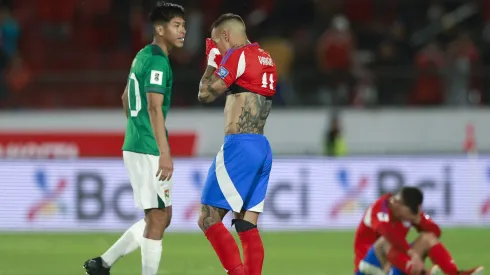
{"left": 114, "top": 0, "right": 131, "bottom": 50}
{"left": 388, "top": 21, "right": 412, "bottom": 63}
{"left": 0, "top": 4, "right": 19, "bottom": 104}
{"left": 4, "top": 0, "right": 490, "bottom": 109}
{"left": 316, "top": 15, "right": 355, "bottom": 106}
{"left": 344, "top": 0, "right": 374, "bottom": 26}
{"left": 129, "top": 4, "right": 147, "bottom": 54}
{"left": 324, "top": 111, "right": 347, "bottom": 157}
{"left": 371, "top": 21, "right": 412, "bottom": 105}
{"left": 260, "top": 33, "right": 294, "bottom": 105}
{"left": 5, "top": 55, "right": 31, "bottom": 107}
{"left": 0, "top": 5, "right": 18, "bottom": 59}
{"left": 374, "top": 40, "right": 407, "bottom": 105}
{"left": 445, "top": 31, "right": 481, "bottom": 106}
{"left": 410, "top": 42, "right": 445, "bottom": 106}
{"left": 36, "top": 0, "right": 76, "bottom": 40}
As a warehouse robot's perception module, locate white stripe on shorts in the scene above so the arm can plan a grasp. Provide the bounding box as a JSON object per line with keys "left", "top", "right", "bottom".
{"left": 215, "top": 145, "right": 243, "bottom": 212}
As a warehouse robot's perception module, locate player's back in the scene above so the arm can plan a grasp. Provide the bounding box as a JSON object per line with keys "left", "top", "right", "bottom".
{"left": 122, "top": 44, "right": 173, "bottom": 156}
{"left": 354, "top": 194, "right": 391, "bottom": 249}
{"left": 216, "top": 43, "right": 277, "bottom": 135}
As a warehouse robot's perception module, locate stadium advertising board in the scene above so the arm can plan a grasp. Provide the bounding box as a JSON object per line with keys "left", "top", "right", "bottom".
{"left": 0, "top": 132, "right": 197, "bottom": 158}
{"left": 0, "top": 157, "right": 489, "bottom": 232}
{"left": 2, "top": 109, "right": 490, "bottom": 156}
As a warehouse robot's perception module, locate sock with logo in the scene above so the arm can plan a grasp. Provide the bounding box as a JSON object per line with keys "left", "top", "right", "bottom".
{"left": 234, "top": 219, "right": 264, "bottom": 275}
{"left": 141, "top": 237, "right": 163, "bottom": 275}
{"left": 101, "top": 218, "right": 145, "bottom": 267}
{"left": 204, "top": 222, "right": 244, "bottom": 274}
{"left": 428, "top": 243, "right": 459, "bottom": 275}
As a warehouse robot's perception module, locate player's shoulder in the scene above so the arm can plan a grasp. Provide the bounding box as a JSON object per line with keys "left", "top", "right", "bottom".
{"left": 242, "top": 43, "right": 273, "bottom": 58}
{"left": 137, "top": 45, "right": 168, "bottom": 63}
{"left": 371, "top": 193, "right": 392, "bottom": 212}
{"left": 223, "top": 43, "right": 261, "bottom": 60}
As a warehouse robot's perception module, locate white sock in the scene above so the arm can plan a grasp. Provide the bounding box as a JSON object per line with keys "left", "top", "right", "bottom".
{"left": 141, "top": 237, "right": 163, "bottom": 275}
{"left": 101, "top": 218, "right": 146, "bottom": 267}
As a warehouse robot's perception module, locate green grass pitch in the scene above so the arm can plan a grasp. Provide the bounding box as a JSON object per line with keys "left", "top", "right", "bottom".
{"left": 0, "top": 228, "right": 487, "bottom": 275}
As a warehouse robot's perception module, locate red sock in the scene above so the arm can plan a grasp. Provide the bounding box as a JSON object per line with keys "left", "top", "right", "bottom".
{"left": 239, "top": 228, "right": 264, "bottom": 275}
{"left": 228, "top": 265, "right": 247, "bottom": 275}
{"left": 386, "top": 247, "right": 413, "bottom": 274}
{"left": 204, "top": 223, "right": 244, "bottom": 274}
{"left": 428, "top": 243, "right": 459, "bottom": 275}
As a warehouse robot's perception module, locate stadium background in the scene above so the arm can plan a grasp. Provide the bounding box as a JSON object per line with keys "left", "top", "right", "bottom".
{"left": 1, "top": 0, "right": 490, "bottom": 274}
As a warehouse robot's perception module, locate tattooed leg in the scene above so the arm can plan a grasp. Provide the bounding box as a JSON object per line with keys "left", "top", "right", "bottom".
{"left": 198, "top": 204, "right": 228, "bottom": 231}
{"left": 198, "top": 205, "right": 245, "bottom": 275}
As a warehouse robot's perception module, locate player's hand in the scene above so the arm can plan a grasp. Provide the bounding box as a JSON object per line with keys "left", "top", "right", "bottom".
{"left": 205, "top": 38, "right": 222, "bottom": 68}
{"left": 408, "top": 253, "right": 425, "bottom": 274}
{"left": 409, "top": 211, "right": 422, "bottom": 225}
{"left": 205, "top": 38, "right": 217, "bottom": 55}
{"left": 156, "top": 152, "right": 173, "bottom": 181}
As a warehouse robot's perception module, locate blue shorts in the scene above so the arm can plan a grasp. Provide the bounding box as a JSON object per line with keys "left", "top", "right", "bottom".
{"left": 356, "top": 246, "right": 406, "bottom": 275}
{"left": 201, "top": 134, "right": 272, "bottom": 213}
{"left": 355, "top": 268, "right": 403, "bottom": 275}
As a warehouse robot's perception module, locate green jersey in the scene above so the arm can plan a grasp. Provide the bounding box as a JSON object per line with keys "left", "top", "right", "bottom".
{"left": 122, "top": 44, "right": 173, "bottom": 156}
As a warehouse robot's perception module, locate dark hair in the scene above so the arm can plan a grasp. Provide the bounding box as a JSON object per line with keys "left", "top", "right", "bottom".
{"left": 399, "top": 186, "right": 423, "bottom": 214}
{"left": 210, "top": 13, "right": 245, "bottom": 30}
{"left": 149, "top": 1, "right": 185, "bottom": 24}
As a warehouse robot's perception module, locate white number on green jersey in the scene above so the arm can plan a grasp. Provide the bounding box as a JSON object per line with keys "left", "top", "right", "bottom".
{"left": 128, "top": 72, "right": 141, "bottom": 117}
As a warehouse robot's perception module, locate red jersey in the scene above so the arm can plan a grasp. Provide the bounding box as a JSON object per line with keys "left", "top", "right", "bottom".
{"left": 214, "top": 43, "right": 277, "bottom": 98}
{"left": 353, "top": 194, "right": 441, "bottom": 272}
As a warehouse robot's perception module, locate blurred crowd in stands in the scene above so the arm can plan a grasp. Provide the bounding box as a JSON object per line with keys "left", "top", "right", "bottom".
{"left": 1, "top": 0, "right": 490, "bottom": 109}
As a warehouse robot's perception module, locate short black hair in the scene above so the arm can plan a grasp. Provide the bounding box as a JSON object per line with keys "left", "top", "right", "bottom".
{"left": 399, "top": 186, "right": 423, "bottom": 214}
{"left": 149, "top": 1, "right": 185, "bottom": 24}
{"left": 210, "top": 13, "right": 245, "bottom": 30}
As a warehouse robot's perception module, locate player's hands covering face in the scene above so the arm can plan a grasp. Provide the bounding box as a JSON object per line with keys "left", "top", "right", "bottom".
{"left": 206, "top": 38, "right": 222, "bottom": 68}
{"left": 157, "top": 152, "right": 173, "bottom": 181}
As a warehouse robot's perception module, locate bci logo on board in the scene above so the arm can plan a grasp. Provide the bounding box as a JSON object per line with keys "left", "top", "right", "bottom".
{"left": 24, "top": 162, "right": 454, "bottom": 224}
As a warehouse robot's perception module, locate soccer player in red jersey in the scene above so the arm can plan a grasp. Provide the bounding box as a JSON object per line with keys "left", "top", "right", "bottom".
{"left": 354, "top": 187, "right": 484, "bottom": 275}
{"left": 196, "top": 13, "right": 277, "bottom": 275}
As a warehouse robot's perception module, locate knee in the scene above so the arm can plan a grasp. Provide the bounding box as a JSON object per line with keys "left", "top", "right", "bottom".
{"left": 165, "top": 212, "right": 172, "bottom": 229}
{"left": 197, "top": 214, "right": 218, "bottom": 232}
{"left": 146, "top": 209, "right": 170, "bottom": 234}
{"left": 197, "top": 215, "right": 206, "bottom": 232}
{"left": 374, "top": 237, "right": 391, "bottom": 255}
{"left": 198, "top": 206, "right": 219, "bottom": 232}
{"left": 232, "top": 219, "right": 257, "bottom": 233}
{"left": 418, "top": 232, "right": 439, "bottom": 247}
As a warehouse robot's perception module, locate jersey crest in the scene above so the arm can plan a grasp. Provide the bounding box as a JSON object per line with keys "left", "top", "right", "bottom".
{"left": 217, "top": 67, "right": 229, "bottom": 79}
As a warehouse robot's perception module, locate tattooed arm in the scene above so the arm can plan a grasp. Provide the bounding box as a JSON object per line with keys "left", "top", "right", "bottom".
{"left": 198, "top": 66, "right": 229, "bottom": 103}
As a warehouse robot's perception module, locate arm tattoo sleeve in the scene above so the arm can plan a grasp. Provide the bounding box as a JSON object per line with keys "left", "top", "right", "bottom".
{"left": 198, "top": 67, "right": 228, "bottom": 103}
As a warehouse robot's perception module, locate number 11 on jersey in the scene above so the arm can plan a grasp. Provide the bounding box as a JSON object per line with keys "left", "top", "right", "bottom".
{"left": 261, "top": 73, "right": 274, "bottom": 90}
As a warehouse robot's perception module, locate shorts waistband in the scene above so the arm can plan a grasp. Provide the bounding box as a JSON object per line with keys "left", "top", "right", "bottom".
{"left": 224, "top": 133, "right": 267, "bottom": 143}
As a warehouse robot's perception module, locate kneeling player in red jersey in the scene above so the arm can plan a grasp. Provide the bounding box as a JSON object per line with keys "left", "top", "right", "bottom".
{"left": 354, "top": 187, "right": 483, "bottom": 275}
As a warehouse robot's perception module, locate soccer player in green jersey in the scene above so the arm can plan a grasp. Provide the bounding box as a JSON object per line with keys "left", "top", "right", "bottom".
{"left": 83, "top": 2, "right": 185, "bottom": 275}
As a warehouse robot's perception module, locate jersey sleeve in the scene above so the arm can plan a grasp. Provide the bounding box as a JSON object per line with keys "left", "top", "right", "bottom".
{"left": 413, "top": 212, "right": 441, "bottom": 238}
{"left": 214, "top": 49, "right": 245, "bottom": 87}
{"left": 144, "top": 56, "right": 170, "bottom": 95}
{"left": 371, "top": 204, "right": 412, "bottom": 252}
